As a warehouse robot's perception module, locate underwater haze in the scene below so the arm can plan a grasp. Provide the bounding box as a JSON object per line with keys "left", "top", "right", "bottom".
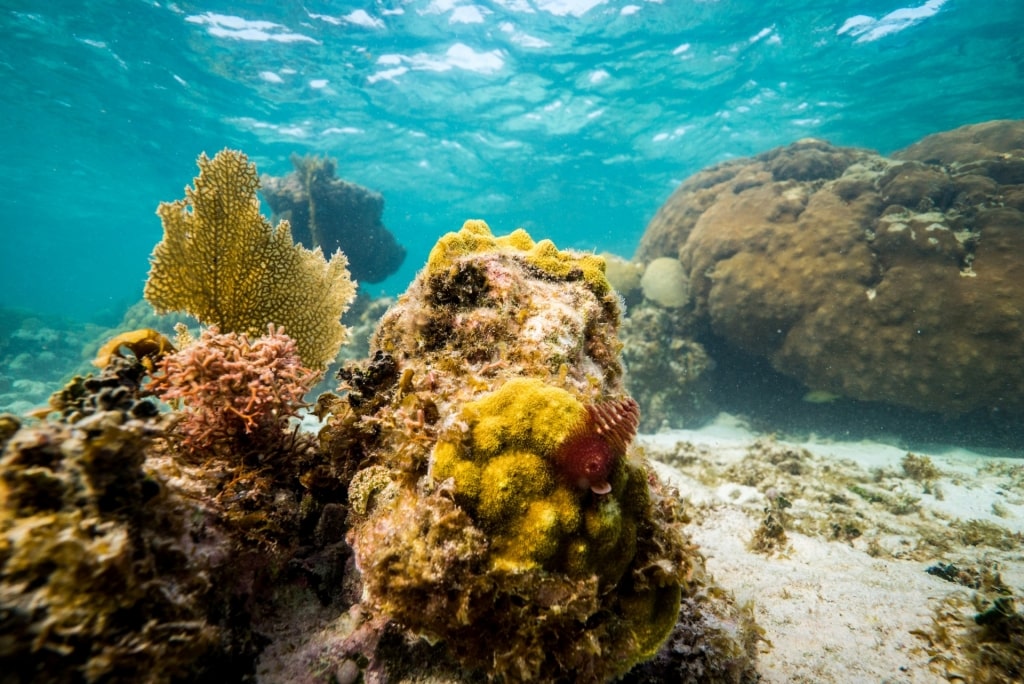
{"left": 1, "top": 0, "right": 1023, "bottom": 320}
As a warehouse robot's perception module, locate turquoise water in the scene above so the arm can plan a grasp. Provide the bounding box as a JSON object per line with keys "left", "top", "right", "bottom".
{"left": 1, "top": 0, "right": 1022, "bottom": 320}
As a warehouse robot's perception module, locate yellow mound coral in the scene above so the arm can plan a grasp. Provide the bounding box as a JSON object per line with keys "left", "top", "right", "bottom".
{"left": 144, "top": 149, "right": 356, "bottom": 369}
{"left": 431, "top": 377, "right": 647, "bottom": 582}
{"left": 426, "top": 219, "right": 611, "bottom": 296}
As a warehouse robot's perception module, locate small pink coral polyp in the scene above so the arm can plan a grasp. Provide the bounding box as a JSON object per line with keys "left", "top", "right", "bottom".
{"left": 554, "top": 398, "right": 640, "bottom": 494}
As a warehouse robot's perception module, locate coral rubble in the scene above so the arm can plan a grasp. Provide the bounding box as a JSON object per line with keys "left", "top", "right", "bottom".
{"left": 635, "top": 120, "right": 1024, "bottom": 415}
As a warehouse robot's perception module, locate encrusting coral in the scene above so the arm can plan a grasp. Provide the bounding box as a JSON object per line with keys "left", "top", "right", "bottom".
{"left": 144, "top": 149, "right": 357, "bottom": 370}
{"left": 310, "top": 219, "right": 757, "bottom": 682}
{"left": 431, "top": 378, "right": 644, "bottom": 577}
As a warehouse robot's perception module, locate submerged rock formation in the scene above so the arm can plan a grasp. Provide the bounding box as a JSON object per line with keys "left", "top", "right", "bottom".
{"left": 313, "top": 220, "right": 759, "bottom": 682}
{"left": 260, "top": 154, "right": 406, "bottom": 285}
{"left": 636, "top": 120, "right": 1024, "bottom": 415}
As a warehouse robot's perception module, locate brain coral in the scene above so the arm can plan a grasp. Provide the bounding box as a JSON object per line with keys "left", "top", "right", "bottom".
{"left": 636, "top": 120, "right": 1024, "bottom": 415}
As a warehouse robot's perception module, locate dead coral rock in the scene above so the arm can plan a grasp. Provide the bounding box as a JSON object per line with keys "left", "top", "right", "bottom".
{"left": 0, "top": 414, "right": 249, "bottom": 683}
{"left": 261, "top": 154, "right": 406, "bottom": 284}
{"left": 313, "top": 221, "right": 753, "bottom": 682}
{"left": 636, "top": 121, "right": 1024, "bottom": 415}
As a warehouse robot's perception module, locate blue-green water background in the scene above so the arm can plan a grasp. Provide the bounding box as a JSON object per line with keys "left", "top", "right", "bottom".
{"left": 2, "top": 0, "right": 1022, "bottom": 321}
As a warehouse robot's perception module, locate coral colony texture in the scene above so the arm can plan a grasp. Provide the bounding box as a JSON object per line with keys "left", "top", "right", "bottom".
{"left": 0, "top": 358, "right": 263, "bottom": 683}
{"left": 148, "top": 325, "right": 319, "bottom": 458}
{"left": 0, "top": 150, "right": 759, "bottom": 683}
{"left": 634, "top": 119, "right": 1024, "bottom": 416}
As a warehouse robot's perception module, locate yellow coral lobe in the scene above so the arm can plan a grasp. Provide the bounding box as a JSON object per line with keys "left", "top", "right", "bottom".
{"left": 143, "top": 149, "right": 356, "bottom": 369}
{"left": 426, "top": 220, "right": 611, "bottom": 296}
{"left": 495, "top": 228, "right": 535, "bottom": 252}
{"left": 490, "top": 496, "right": 572, "bottom": 572}
{"left": 526, "top": 240, "right": 610, "bottom": 296}
{"left": 464, "top": 378, "right": 586, "bottom": 457}
{"left": 426, "top": 219, "right": 499, "bottom": 274}
{"left": 431, "top": 441, "right": 483, "bottom": 502}
{"left": 476, "top": 451, "right": 553, "bottom": 529}
{"left": 92, "top": 328, "right": 175, "bottom": 370}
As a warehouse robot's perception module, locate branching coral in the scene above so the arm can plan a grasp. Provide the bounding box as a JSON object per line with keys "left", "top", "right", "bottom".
{"left": 150, "top": 324, "right": 319, "bottom": 458}
{"left": 144, "top": 149, "right": 356, "bottom": 369}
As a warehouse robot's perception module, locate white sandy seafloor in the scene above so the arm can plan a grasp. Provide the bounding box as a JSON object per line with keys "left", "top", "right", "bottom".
{"left": 639, "top": 413, "right": 1024, "bottom": 683}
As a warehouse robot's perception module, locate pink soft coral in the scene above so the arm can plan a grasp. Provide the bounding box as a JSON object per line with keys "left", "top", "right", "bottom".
{"left": 151, "top": 324, "right": 319, "bottom": 457}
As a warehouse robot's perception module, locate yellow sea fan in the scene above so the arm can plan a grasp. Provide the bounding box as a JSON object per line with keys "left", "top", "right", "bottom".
{"left": 144, "top": 149, "right": 356, "bottom": 369}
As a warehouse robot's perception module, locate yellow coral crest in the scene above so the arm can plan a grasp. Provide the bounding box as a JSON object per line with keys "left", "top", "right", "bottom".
{"left": 144, "top": 149, "right": 356, "bottom": 369}
{"left": 465, "top": 378, "right": 586, "bottom": 457}
{"left": 426, "top": 220, "right": 611, "bottom": 296}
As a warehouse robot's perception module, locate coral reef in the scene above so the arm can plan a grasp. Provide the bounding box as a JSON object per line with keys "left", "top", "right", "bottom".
{"left": 261, "top": 154, "right": 406, "bottom": 284}
{"left": 635, "top": 120, "right": 1024, "bottom": 415}
{"left": 619, "top": 304, "right": 715, "bottom": 431}
{"left": 0, "top": 361, "right": 260, "bottom": 683}
{"left": 310, "top": 219, "right": 753, "bottom": 682}
{"left": 144, "top": 149, "right": 357, "bottom": 369}
{"left": 2, "top": 209, "right": 757, "bottom": 683}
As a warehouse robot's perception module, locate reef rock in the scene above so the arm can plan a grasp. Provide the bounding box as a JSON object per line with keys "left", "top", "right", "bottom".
{"left": 316, "top": 220, "right": 758, "bottom": 682}
{"left": 0, "top": 359, "right": 261, "bottom": 683}
{"left": 261, "top": 154, "right": 406, "bottom": 285}
{"left": 636, "top": 120, "right": 1024, "bottom": 415}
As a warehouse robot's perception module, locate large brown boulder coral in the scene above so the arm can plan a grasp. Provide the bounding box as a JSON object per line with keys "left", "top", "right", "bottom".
{"left": 636, "top": 120, "right": 1024, "bottom": 415}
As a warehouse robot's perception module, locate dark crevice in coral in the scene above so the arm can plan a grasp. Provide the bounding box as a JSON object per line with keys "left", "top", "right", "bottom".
{"left": 337, "top": 350, "right": 399, "bottom": 410}
{"left": 426, "top": 263, "right": 489, "bottom": 309}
